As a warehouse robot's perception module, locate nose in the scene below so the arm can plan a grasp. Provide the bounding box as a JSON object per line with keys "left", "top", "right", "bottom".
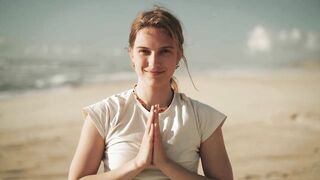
{"left": 148, "top": 52, "right": 161, "bottom": 67}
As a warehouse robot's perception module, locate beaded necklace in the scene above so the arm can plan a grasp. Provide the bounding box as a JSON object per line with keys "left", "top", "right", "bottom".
{"left": 132, "top": 84, "right": 170, "bottom": 113}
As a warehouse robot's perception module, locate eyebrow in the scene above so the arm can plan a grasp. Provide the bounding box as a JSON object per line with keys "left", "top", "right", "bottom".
{"left": 136, "top": 46, "right": 174, "bottom": 49}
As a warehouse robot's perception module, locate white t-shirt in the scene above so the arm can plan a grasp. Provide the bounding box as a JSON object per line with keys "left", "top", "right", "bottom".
{"left": 82, "top": 89, "right": 226, "bottom": 179}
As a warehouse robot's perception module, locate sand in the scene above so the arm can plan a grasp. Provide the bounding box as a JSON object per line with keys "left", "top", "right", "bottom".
{"left": 0, "top": 69, "right": 319, "bottom": 180}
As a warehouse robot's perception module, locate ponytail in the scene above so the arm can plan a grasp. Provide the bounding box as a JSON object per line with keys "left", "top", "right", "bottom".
{"left": 170, "top": 77, "right": 179, "bottom": 92}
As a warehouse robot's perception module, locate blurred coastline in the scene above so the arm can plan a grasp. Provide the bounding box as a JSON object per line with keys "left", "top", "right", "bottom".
{"left": 1, "top": 54, "right": 319, "bottom": 99}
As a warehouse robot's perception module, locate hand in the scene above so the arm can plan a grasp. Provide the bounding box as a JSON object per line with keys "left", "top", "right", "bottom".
{"left": 134, "top": 105, "right": 155, "bottom": 169}
{"left": 152, "top": 105, "right": 170, "bottom": 169}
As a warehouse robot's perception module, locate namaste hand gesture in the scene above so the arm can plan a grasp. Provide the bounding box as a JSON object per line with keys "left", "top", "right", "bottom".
{"left": 134, "top": 104, "right": 169, "bottom": 170}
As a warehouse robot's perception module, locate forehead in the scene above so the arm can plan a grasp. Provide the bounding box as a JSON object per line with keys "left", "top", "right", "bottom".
{"left": 134, "top": 27, "right": 176, "bottom": 48}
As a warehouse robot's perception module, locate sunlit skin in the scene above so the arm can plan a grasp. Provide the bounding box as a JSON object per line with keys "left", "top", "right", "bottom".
{"left": 130, "top": 27, "right": 180, "bottom": 87}
{"left": 129, "top": 27, "right": 181, "bottom": 109}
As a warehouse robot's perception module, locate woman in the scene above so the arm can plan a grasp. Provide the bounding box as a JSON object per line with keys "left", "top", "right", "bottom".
{"left": 69, "top": 7, "right": 233, "bottom": 180}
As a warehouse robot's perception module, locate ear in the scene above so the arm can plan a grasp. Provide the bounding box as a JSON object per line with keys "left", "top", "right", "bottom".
{"left": 128, "top": 47, "right": 134, "bottom": 62}
{"left": 128, "top": 47, "right": 135, "bottom": 69}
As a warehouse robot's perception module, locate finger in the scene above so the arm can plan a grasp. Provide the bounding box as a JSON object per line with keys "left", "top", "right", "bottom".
{"left": 148, "top": 122, "right": 154, "bottom": 140}
{"left": 154, "top": 119, "right": 159, "bottom": 143}
{"left": 146, "top": 105, "right": 154, "bottom": 134}
{"left": 154, "top": 105, "right": 161, "bottom": 142}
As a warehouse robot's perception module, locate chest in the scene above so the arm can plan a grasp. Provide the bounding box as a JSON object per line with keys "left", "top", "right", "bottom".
{"left": 104, "top": 107, "right": 201, "bottom": 171}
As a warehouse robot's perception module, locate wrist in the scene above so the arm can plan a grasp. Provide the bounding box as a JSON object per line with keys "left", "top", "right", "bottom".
{"left": 157, "top": 157, "right": 172, "bottom": 171}
{"left": 133, "top": 157, "right": 147, "bottom": 171}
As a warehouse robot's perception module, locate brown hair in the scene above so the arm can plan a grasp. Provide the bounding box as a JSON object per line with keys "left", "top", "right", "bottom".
{"left": 129, "top": 7, "right": 197, "bottom": 91}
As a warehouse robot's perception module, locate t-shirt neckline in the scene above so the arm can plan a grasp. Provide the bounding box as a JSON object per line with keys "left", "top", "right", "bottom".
{"left": 131, "top": 89, "right": 177, "bottom": 117}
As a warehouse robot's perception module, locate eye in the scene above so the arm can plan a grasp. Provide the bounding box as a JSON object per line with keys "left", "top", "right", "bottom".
{"left": 138, "top": 49, "right": 150, "bottom": 55}
{"left": 160, "top": 49, "right": 172, "bottom": 54}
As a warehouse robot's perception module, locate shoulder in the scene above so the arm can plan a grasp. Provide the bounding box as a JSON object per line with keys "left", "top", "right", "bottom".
{"left": 83, "top": 89, "right": 133, "bottom": 115}
{"left": 81, "top": 89, "right": 133, "bottom": 138}
{"left": 176, "top": 93, "right": 227, "bottom": 142}
{"left": 176, "top": 92, "right": 227, "bottom": 120}
{"left": 88, "top": 89, "right": 132, "bottom": 108}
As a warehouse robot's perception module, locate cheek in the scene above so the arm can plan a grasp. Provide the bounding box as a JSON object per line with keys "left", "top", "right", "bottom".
{"left": 167, "top": 60, "right": 178, "bottom": 72}
{"left": 132, "top": 54, "right": 147, "bottom": 68}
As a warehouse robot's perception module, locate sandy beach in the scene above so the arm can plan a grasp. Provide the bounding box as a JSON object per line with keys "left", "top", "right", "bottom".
{"left": 0, "top": 69, "right": 319, "bottom": 180}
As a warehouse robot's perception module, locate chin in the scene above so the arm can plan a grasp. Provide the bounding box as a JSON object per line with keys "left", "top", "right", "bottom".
{"left": 144, "top": 78, "right": 170, "bottom": 88}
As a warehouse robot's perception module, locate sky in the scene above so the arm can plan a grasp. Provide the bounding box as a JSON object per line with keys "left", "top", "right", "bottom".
{"left": 0, "top": 0, "right": 319, "bottom": 69}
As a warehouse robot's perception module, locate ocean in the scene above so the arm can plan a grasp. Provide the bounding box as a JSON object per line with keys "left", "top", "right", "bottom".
{"left": 0, "top": 56, "right": 136, "bottom": 95}
{"left": 0, "top": 54, "right": 317, "bottom": 98}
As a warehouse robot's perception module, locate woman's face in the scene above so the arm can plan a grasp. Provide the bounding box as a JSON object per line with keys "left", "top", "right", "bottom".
{"left": 129, "top": 27, "right": 181, "bottom": 88}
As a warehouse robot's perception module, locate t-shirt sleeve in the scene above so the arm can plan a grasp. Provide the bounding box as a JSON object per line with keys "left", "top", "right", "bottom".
{"left": 81, "top": 101, "right": 109, "bottom": 139}
{"left": 195, "top": 101, "right": 227, "bottom": 143}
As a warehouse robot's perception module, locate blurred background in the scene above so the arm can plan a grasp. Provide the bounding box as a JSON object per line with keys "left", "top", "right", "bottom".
{"left": 0, "top": 0, "right": 319, "bottom": 180}
{"left": 0, "top": 0, "right": 319, "bottom": 94}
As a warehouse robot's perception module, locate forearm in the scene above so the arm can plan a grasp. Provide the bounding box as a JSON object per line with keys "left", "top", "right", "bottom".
{"left": 159, "top": 159, "right": 213, "bottom": 180}
{"left": 78, "top": 158, "right": 143, "bottom": 180}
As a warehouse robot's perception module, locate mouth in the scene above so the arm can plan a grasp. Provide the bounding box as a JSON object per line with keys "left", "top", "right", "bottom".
{"left": 144, "top": 70, "right": 165, "bottom": 76}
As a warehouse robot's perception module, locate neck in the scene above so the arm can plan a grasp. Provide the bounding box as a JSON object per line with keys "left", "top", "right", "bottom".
{"left": 134, "top": 82, "right": 173, "bottom": 111}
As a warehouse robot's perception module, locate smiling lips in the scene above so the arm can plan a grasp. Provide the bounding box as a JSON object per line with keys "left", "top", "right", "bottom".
{"left": 144, "top": 69, "right": 165, "bottom": 76}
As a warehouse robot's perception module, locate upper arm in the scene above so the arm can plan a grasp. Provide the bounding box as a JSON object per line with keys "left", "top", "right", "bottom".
{"left": 68, "top": 119, "right": 105, "bottom": 180}
{"left": 200, "top": 125, "right": 233, "bottom": 180}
